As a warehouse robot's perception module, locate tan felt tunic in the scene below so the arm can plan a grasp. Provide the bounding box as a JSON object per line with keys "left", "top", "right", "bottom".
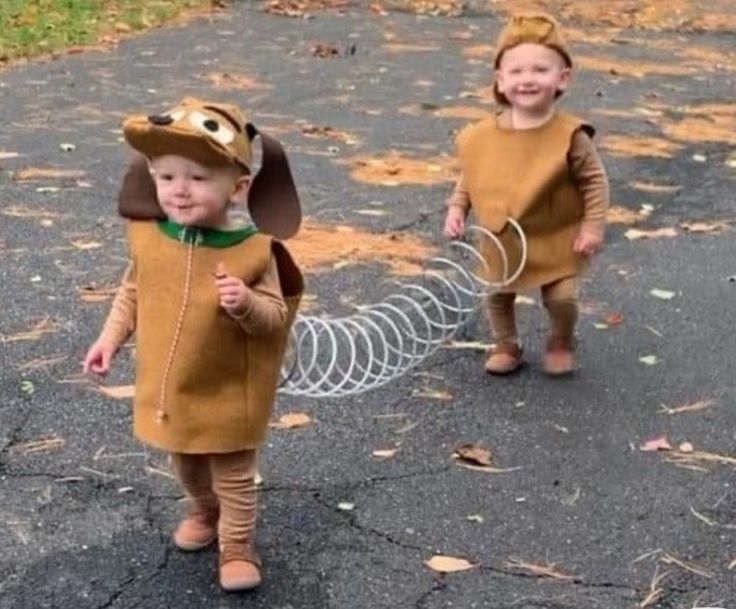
{"left": 100, "top": 220, "right": 301, "bottom": 454}
{"left": 454, "top": 110, "right": 609, "bottom": 291}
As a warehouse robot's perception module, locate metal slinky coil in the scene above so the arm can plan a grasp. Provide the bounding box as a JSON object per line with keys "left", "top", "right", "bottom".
{"left": 279, "top": 222, "right": 527, "bottom": 397}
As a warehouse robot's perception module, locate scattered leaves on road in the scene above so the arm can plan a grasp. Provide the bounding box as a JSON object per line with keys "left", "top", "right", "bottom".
{"left": 98, "top": 385, "right": 136, "bottom": 399}
{"left": 625, "top": 227, "right": 678, "bottom": 240}
{"left": 639, "top": 436, "right": 672, "bottom": 452}
{"left": 504, "top": 558, "right": 576, "bottom": 582}
{"left": 424, "top": 554, "right": 477, "bottom": 573}
{"left": 270, "top": 412, "right": 312, "bottom": 429}
{"left": 658, "top": 398, "right": 714, "bottom": 415}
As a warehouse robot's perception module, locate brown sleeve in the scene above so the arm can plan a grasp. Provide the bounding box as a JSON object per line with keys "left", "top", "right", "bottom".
{"left": 569, "top": 129, "right": 610, "bottom": 237}
{"left": 445, "top": 173, "right": 471, "bottom": 213}
{"left": 99, "top": 262, "right": 137, "bottom": 347}
{"left": 231, "top": 255, "right": 289, "bottom": 335}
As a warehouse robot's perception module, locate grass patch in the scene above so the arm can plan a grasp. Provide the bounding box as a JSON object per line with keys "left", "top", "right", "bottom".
{"left": 0, "top": 0, "right": 215, "bottom": 62}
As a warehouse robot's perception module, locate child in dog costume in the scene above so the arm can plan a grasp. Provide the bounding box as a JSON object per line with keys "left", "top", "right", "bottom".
{"left": 83, "top": 97, "right": 303, "bottom": 591}
{"left": 443, "top": 13, "right": 610, "bottom": 376}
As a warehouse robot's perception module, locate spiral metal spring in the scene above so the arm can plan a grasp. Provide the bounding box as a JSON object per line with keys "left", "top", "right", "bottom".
{"left": 278, "top": 222, "right": 527, "bottom": 397}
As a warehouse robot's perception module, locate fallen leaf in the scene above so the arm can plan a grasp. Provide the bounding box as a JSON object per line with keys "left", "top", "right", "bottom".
{"left": 337, "top": 502, "right": 355, "bottom": 511}
{"left": 355, "top": 209, "right": 388, "bottom": 216}
{"left": 59, "top": 143, "right": 76, "bottom": 152}
{"left": 504, "top": 558, "right": 575, "bottom": 581}
{"left": 270, "top": 412, "right": 312, "bottom": 429}
{"left": 680, "top": 220, "right": 731, "bottom": 234}
{"left": 466, "top": 514, "right": 484, "bottom": 523}
{"left": 639, "top": 355, "right": 659, "bottom": 366}
{"left": 70, "top": 239, "right": 103, "bottom": 251}
{"left": 454, "top": 443, "right": 492, "bottom": 466}
{"left": 454, "top": 462, "right": 521, "bottom": 474}
{"left": 424, "top": 555, "right": 477, "bottom": 573}
{"left": 639, "top": 436, "right": 672, "bottom": 452}
{"left": 625, "top": 227, "right": 678, "bottom": 240}
{"left": 444, "top": 340, "right": 492, "bottom": 352}
{"left": 678, "top": 442, "right": 694, "bottom": 453}
{"left": 13, "top": 168, "right": 86, "bottom": 181}
{"left": 604, "top": 312, "right": 624, "bottom": 326}
{"left": 0, "top": 151, "right": 20, "bottom": 160}
{"left": 659, "top": 399, "right": 714, "bottom": 415}
{"left": 412, "top": 388, "right": 452, "bottom": 401}
{"left": 629, "top": 181, "right": 682, "bottom": 193}
{"left": 650, "top": 288, "right": 676, "bottom": 300}
{"left": 0, "top": 317, "right": 58, "bottom": 343}
{"left": 372, "top": 448, "right": 398, "bottom": 459}
{"left": 729, "top": 558, "right": 736, "bottom": 570}
{"left": 77, "top": 285, "right": 119, "bottom": 303}
{"left": 8, "top": 436, "right": 65, "bottom": 454}
{"left": 98, "top": 385, "right": 136, "bottom": 399}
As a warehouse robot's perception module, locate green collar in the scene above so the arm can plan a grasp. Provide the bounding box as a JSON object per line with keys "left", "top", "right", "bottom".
{"left": 157, "top": 219, "right": 258, "bottom": 248}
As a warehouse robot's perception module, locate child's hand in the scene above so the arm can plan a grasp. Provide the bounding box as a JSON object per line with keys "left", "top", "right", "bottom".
{"left": 443, "top": 206, "right": 466, "bottom": 239}
{"left": 214, "top": 262, "right": 251, "bottom": 316}
{"left": 83, "top": 338, "right": 118, "bottom": 376}
{"left": 573, "top": 229, "right": 603, "bottom": 257}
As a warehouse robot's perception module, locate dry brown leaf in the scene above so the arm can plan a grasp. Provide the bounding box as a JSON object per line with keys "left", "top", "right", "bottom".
{"left": 729, "top": 558, "right": 736, "bottom": 570}
{"left": 639, "top": 436, "right": 672, "bottom": 452}
{"left": 602, "top": 135, "right": 683, "bottom": 159}
{"left": 454, "top": 443, "right": 493, "bottom": 466}
{"left": 603, "top": 312, "right": 624, "bottom": 326}
{"left": 680, "top": 220, "right": 731, "bottom": 234}
{"left": 625, "top": 227, "right": 678, "bottom": 240}
{"left": 1, "top": 317, "right": 58, "bottom": 343}
{"left": 455, "top": 462, "right": 521, "bottom": 474}
{"left": 344, "top": 153, "right": 457, "bottom": 186}
{"left": 424, "top": 554, "right": 477, "bottom": 573}
{"left": 98, "top": 385, "right": 136, "bottom": 399}
{"left": 270, "top": 412, "right": 312, "bottom": 429}
{"left": 372, "top": 448, "right": 398, "bottom": 459}
{"left": 8, "top": 436, "right": 65, "bottom": 454}
{"left": 412, "top": 388, "right": 452, "bottom": 401}
{"left": 504, "top": 558, "right": 576, "bottom": 581}
{"left": 659, "top": 552, "right": 714, "bottom": 578}
{"left": 77, "top": 285, "right": 119, "bottom": 303}
{"left": 17, "top": 355, "right": 67, "bottom": 372}
{"left": 202, "top": 72, "right": 272, "bottom": 91}
{"left": 666, "top": 449, "right": 736, "bottom": 467}
{"left": 13, "top": 168, "right": 87, "bottom": 181}
{"left": 70, "top": 239, "right": 103, "bottom": 251}
{"left": 606, "top": 206, "right": 646, "bottom": 225}
{"left": 629, "top": 181, "right": 682, "bottom": 193}
{"left": 659, "top": 398, "right": 714, "bottom": 415}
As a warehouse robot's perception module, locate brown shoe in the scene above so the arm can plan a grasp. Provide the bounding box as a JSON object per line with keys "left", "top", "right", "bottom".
{"left": 484, "top": 343, "right": 523, "bottom": 375}
{"left": 543, "top": 337, "right": 576, "bottom": 376}
{"left": 219, "top": 545, "right": 262, "bottom": 592}
{"left": 173, "top": 507, "right": 218, "bottom": 551}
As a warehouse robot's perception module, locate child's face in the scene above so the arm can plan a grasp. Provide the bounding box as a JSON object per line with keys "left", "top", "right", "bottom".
{"left": 149, "top": 155, "right": 249, "bottom": 229}
{"left": 495, "top": 43, "right": 570, "bottom": 114}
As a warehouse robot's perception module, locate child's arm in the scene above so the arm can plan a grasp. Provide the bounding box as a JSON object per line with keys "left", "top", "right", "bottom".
{"left": 569, "top": 130, "right": 610, "bottom": 256}
{"left": 83, "top": 262, "right": 138, "bottom": 376}
{"left": 215, "top": 258, "right": 288, "bottom": 335}
{"left": 443, "top": 174, "right": 471, "bottom": 239}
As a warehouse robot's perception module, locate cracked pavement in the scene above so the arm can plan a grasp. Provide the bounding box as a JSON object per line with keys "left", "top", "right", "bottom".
{"left": 1, "top": 1, "right": 735, "bottom": 607}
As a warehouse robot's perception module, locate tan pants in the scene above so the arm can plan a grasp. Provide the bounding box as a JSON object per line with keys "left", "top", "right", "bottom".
{"left": 488, "top": 276, "right": 579, "bottom": 345}
{"left": 171, "top": 449, "right": 258, "bottom": 551}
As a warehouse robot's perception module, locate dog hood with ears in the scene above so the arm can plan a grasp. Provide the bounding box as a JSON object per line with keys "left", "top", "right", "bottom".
{"left": 119, "top": 97, "right": 301, "bottom": 240}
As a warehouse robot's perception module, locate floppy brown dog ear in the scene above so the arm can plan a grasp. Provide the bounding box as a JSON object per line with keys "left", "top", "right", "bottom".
{"left": 118, "top": 155, "right": 165, "bottom": 220}
{"left": 247, "top": 125, "right": 302, "bottom": 240}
